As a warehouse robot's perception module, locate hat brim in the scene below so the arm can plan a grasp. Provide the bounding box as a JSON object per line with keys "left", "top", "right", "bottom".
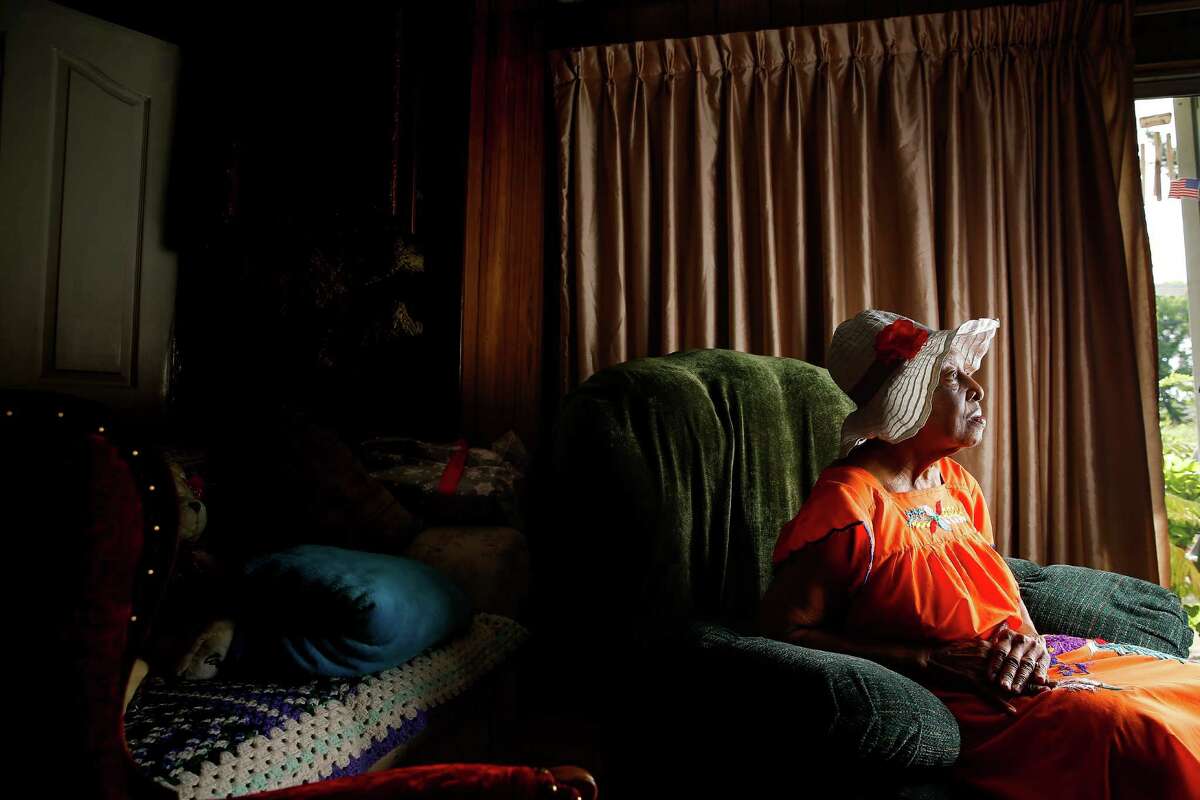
{"left": 839, "top": 318, "right": 999, "bottom": 457}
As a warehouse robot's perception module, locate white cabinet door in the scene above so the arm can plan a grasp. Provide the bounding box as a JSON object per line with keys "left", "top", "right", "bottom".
{"left": 0, "top": 0, "right": 180, "bottom": 413}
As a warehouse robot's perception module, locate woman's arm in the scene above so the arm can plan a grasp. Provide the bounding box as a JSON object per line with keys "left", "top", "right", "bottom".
{"left": 759, "top": 550, "right": 1031, "bottom": 714}
{"left": 1015, "top": 595, "right": 1040, "bottom": 636}
{"left": 776, "top": 627, "right": 936, "bottom": 679}
{"left": 758, "top": 550, "right": 931, "bottom": 678}
{"left": 979, "top": 576, "right": 1055, "bottom": 694}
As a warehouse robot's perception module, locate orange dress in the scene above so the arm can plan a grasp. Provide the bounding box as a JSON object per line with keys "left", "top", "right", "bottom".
{"left": 772, "top": 457, "right": 1200, "bottom": 800}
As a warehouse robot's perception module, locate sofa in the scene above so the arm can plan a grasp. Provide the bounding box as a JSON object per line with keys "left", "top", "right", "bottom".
{"left": 5, "top": 388, "right": 592, "bottom": 800}
{"left": 540, "top": 349, "right": 1193, "bottom": 798}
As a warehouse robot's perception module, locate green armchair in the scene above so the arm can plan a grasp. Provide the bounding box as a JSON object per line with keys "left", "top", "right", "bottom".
{"left": 543, "top": 349, "right": 1191, "bottom": 798}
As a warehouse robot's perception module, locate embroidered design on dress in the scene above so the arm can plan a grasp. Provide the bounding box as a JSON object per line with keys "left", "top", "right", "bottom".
{"left": 904, "top": 500, "right": 969, "bottom": 534}
{"left": 1092, "top": 641, "right": 1189, "bottom": 664}
{"left": 1051, "top": 661, "right": 1092, "bottom": 677}
{"left": 1045, "top": 635, "right": 1092, "bottom": 676}
{"left": 1053, "top": 678, "right": 1124, "bottom": 693}
{"left": 1042, "top": 637, "right": 1190, "bottom": 684}
{"left": 1044, "top": 635, "right": 1088, "bottom": 657}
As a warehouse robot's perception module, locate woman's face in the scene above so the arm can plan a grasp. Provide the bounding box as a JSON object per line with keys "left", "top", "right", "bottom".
{"left": 920, "top": 351, "right": 987, "bottom": 452}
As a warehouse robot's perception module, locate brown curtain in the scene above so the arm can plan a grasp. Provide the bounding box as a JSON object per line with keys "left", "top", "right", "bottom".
{"left": 551, "top": 0, "right": 1170, "bottom": 583}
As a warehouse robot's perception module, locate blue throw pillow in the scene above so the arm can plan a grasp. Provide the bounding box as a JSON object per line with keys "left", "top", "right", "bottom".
{"left": 234, "top": 545, "right": 472, "bottom": 678}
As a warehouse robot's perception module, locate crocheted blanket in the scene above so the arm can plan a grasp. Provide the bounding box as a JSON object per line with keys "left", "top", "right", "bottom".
{"left": 126, "top": 614, "right": 526, "bottom": 799}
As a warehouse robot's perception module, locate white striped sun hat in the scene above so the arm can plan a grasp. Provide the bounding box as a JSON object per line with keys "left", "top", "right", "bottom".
{"left": 827, "top": 310, "right": 999, "bottom": 457}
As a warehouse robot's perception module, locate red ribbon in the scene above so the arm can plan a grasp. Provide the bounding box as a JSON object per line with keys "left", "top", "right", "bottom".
{"left": 436, "top": 438, "right": 470, "bottom": 496}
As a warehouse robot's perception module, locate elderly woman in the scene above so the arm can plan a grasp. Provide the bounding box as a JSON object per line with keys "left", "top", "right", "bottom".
{"left": 759, "top": 310, "right": 1200, "bottom": 799}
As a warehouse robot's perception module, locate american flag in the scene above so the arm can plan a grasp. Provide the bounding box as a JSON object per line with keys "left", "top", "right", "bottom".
{"left": 1169, "top": 178, "right": 1199, "bottom": 199}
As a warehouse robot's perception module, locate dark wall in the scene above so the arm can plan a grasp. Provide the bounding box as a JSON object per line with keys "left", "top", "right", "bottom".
{"left": 60, "top": 2, "right": 476, "bottom": 443}
{"left": 1131, "top": 4, "right": 1200, "bottom": 97}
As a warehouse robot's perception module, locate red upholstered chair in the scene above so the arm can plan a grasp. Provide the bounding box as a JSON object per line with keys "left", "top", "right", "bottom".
{"left": 6, "top": 391, "right": 595, "bottom": 800}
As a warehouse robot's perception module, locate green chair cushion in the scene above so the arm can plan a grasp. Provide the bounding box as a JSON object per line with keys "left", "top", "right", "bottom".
{"left": 687, "top": 623, "right": 960, "bottom": 769}
{"left": 1005, "top": 557, "right": 1191, "bottom": 657}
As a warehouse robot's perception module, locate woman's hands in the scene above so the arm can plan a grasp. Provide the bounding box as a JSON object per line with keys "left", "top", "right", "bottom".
{"left": 924, "top": 639, "right": 1022, "bottom": 714}
{"left": 923, "top": 623, "right": 1057, "bottom": 715}
{"left": 985, "top": 621, "right": 1056, "bottom": 695}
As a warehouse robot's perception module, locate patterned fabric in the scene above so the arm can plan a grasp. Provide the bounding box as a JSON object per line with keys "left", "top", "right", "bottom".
{"left": 371, "top": 462, "right": 521, "bottom": 501}
{"left": 127, "top": 614, "right": 526, "bottom": 799}
{"left": 1092, "top": 640, "right": 1188, "bottom": 662}
{"left": 1007, "top": 557, "right": 1193, "bottom": 657}
{"left": 689, "top": 622, "right": 962, "bottom": 769}
{"left": 1043, "top": 634, "right": 1087, "bottom": 658}
{"left": 902, "top": 500, "right": 970, "bottom": 532}
{"left": 1039, "top": 636, "right": 1187, "bottom": 683}
{"left": 364, "top": 437, "right": 526, "bottom": 527}
{"left": 363, "top": 438, "right": 509, "bottom": 468}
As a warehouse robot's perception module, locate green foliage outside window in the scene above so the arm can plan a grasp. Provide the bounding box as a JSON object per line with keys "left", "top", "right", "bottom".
{"left": 1155, "top": 292, "right": 1200, "bottom": 632}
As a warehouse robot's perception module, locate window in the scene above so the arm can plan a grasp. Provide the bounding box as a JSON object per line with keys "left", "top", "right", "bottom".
{"left": 1138, "top": 95, "right": 1200, "bottom": 632}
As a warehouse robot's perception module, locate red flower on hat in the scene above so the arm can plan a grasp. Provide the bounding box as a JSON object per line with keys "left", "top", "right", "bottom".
{"left": 875, "top": 319, "right": 929, "bottom": 365}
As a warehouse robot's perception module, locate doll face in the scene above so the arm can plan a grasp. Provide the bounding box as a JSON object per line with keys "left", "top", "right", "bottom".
{"left": 170, "top": 463, "right": 208, "bottom": 542}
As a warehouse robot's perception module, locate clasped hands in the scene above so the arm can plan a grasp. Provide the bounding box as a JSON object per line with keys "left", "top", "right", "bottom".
{"left": 924, "top": 622, "right": 1058, "bottom": 715}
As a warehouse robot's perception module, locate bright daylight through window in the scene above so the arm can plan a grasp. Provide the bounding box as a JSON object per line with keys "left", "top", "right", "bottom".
{"left": 1137, "top": 95, "right": 1200, "bottom": 634}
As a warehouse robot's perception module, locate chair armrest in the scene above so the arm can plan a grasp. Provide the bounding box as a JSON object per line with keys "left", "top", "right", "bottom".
{"left": 403, "top": 526, "right": 530, "bottom": 619}
{"left": 681, "top": 623, "right": 960, "bottom": 770}
{"left": 243, "top": 764, "right": 593, "bottom": 799}
{"left": 1006, "top": 557, "right": 1192, "bottom": 657}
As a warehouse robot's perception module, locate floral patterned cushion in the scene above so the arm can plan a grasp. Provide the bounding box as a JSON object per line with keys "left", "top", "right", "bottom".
{"left": 363, "top": 436, "right": 526, "bottom": 527}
